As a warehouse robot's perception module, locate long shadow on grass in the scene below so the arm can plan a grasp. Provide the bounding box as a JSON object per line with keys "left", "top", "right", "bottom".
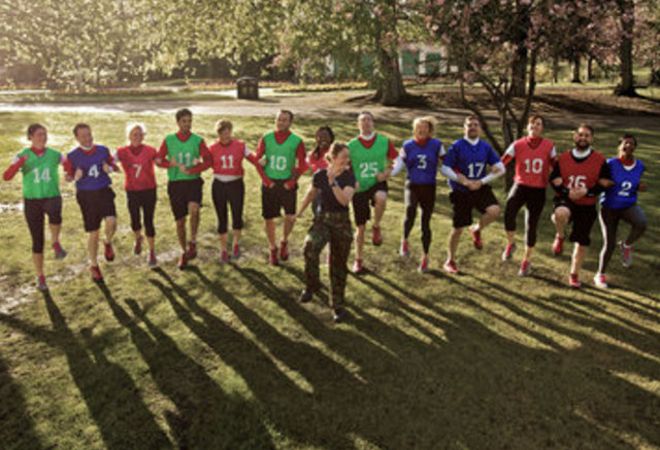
{"left": 0, "top": 291, "right": 172, "bottom": 450}
{"left": 96, "top": 283, "right": 274, "bottom": 450}
{"left": 229, "top": 265, "right": 650, "bottom": 448}
{"left": 0, "top": 351, "right": 45, "bottom": 449}
{"left": 151, "top": 266, "right": 366, "bottom": 449}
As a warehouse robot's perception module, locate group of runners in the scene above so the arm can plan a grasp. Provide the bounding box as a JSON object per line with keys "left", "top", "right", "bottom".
{"left": 3, "top": 109, "right": 648, "bottom": 323}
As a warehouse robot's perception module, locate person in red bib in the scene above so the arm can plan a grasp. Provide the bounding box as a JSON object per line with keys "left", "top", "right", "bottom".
{"left": 156, "top": 109, "right": 210, "bottom": 269}
{"left": 187, "top": 119, "right": 263, "bottom": 262}
{"left": 3, "top": 124, "right": 67, "bottom": 291}
{"left": 116, "top": 123, "right": 159, "bottom": 268}
{"left": 254, "top": 110, "right": 307, "bottom": 265}
{"left": 501, "top": 114, "right": 557, "bottom": 276}
{"left": 550, "top": 124, "right": 613, "bottom": 288}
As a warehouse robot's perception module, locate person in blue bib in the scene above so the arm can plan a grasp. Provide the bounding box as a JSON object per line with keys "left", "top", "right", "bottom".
{"left": 391, "top": 117, "right": 444, "bottom": 272}
{"left": 64, "top": 123, "right": 119, "bottom": 282}
{"left": 594, "top": 134, "right": 647, "bottom": 289}
{"left": 440, "top": 115, "right": 505, "bottom": 274}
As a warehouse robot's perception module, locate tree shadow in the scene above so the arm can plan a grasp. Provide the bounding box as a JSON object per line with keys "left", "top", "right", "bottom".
{"left": 95, "top": 282, "right": 274, "bottom": 450}
{"left": 0, "top": 291, "right": 172, "bottom": 450}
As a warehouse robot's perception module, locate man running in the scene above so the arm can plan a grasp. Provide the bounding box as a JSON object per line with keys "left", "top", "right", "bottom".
{"left": 254, "top": 110, "right": 307, "bottom": 265}
{"left": 550, "top": 123, "right": 613, "bottom": 288}
{"left": 157, "top": 108, "right": 209, "bottom": 269}
{"left": 501, "top": 114, "right": 557, "bottom": 276}
{"left": 64, "top": 123, "right": 118, "bottom": 282}
{"left": 3, "top": 123, "right": 67, "bottom": 290}
{"left": 441, "top": 115, "right": 505, "bottom": 274}
{"left": 348, "top": 111, "right": 398, "bottom": 273}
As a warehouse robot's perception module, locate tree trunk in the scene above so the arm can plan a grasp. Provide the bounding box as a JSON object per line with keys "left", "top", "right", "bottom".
{"left": 587, "top": 55, "right": 594, "bottom": 81}
{"left": 375, "top": 47, "right": 407, "bottom": 106}
{"left": 509, "top": 3, "right": 531, "bottom": 97}
{"left": 614, "top": 0, "right": 637, "bottom": 96}
{"left": 552, "top": 53, "right": 560, "bottom": 83}
{"left": 572, "top": 54, "right": 582, "bottom": 83}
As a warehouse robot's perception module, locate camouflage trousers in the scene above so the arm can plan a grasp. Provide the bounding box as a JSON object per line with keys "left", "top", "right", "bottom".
{"left": 303, "top": 211, "right": 353, "bottom": 308}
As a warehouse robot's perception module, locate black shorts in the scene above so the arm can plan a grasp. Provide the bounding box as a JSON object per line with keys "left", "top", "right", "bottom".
{"left": 553, "top": 198, "right": 598, "bottom": 246}
{"left": 449, "top": 185, "right": 498, "bottom": 228}
{"left": 261, "top": 180, "right": 297, "bottom": 219}
{"left": 167, "top": 178, "right": 203, "bottom": 221}
{"left": 352, "top": 181, "right": 388, "bottom": 226}
{"left": 24, "top": 196, "right": 62, "bottom": 253}
{"left": 76, "top": 187, "right": 116, "bottom": 232}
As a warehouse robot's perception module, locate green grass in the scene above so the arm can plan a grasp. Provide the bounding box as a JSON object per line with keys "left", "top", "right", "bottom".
{"left": 0, "top": 111, "right": 659, "bottom": 449}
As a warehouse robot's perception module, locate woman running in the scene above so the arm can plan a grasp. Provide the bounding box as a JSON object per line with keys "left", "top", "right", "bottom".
{"left": 116, "top": 123, "right": 159, "bottom": 267}
{"left": 500, "top": 114, "right": 556, "bottom": 276}
{"left": 391, "top": 117, "right": 444, "bottom": 272}
{"left": 3, "top": 124, "right": 67, "bottom": 291}
{"left": 594, "top": 134, "right": 647, "bottom": 288}
{"left": 188, "top": 119, "right": 262, "bottom": 262}
{"left": 298, "top": 143, "right": 356, "bottom": 323}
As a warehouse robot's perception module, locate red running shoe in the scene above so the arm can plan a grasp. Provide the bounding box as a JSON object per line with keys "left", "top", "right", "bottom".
{"left": 187, "top": 241, "right": 197, "bottom": 260}
{"left": 620, "top": 241, "right": 633, "bottom": 268}
{"left": 400, "top": 239, "right": 410, "bottom": 257}
{"left": 90, "top": 265, "right": 103, "bottom": 282}
{"left": 134, "top": 236, "right": 143, "bottom": 255}
{"left": 104, "top": 242, "right": 115, "bottom": 262}
{"left": 593, "top": 273, "right": 608, "bottom": 289}
{"left": 220, "top": 250, "right": 229, "bottom": 264}
{"left": 552, "top": 235, "right": 564, "bottom": 256}
{"left": 148, "top": 250, "right": 158, "bottom": 269}
{"left": 177, "top": 253, "right": 188, "bottom": 270}
{"left": 372, "top": 226, "right": 383, "bottom": 246}
{"left": 568, "top": 273, "right": 581, "bottom": 289}
{"left": 443, "top": 259, "right": 459, "bottom": 274}
{"left": 352, "top": 258, "right": 365, "bottom": 274}
{"left": 470, "top": 228, "right": 483, "bottom": 250}
{"left": 501, "top": 243, "right": 516, "bottom": 261}
{"left": 518, "top": 259, "right": 531, "bottom": 277}
{"left": 52, "top": 241, "right": 67, "bottom": 260}
{"left": 418, "top": 256, "right": 429, "bottom": 273}
{"left": 269, "top": 248, "right": 279, "bottom": 266}
{"left": 279, "top": 241, "right": 289, "bottom": 261}
{"left": 37, "top": 275, "right": 48, "bottom": 291}
{"left": 232, "top": 243, "right": 241, "bottom": 259}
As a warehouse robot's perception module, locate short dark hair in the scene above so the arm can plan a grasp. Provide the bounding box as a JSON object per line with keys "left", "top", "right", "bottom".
{"left": 464, "top": 114, "right": 480, "bottom": 125}
{"left": 277, "top": 109, "right": 294, "bottom": 122}
{"left": 73, "top": 123, "right": 91, "bottom": 137}
{"left": 528, "top": 114, "right": 545, "bottom": 126}
{"left": 619, "top": 133, "right": 637, "bottom": 147}
{"left": 176, "top": 108, "right": 193, "bottom": 122}
{"left": 576, "top": 123, "right": 594, "bottom": 135}
{"left": 27, "top": 123, "right": 46, "bottom": 139}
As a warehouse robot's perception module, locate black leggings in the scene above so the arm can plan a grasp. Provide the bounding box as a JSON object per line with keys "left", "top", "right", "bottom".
{"left": 403, "top": 182, "right": 436, "bottom": 253}
{"left": 127, "top": 189, "right": 157, "bottom": 237}
{"left": 24, "top": 196, "right": 62, "bottom": 253}
{"left": 598, "top": 205, "right": 647, "bottom": 273}
{"left": 212, "top": 178, "right": 245, "bottom": 234}
{"left": 504, "top": 184, "right": 546, "bottom": 248}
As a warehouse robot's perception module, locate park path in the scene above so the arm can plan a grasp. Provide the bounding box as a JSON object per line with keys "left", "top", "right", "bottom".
{"left": 2, "top": 89, "right": 659, "bottom": 130}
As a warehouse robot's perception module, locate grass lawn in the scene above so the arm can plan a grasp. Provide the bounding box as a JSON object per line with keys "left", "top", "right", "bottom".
{"left": 0, "top": 111, "right": 658, "bottom": 449}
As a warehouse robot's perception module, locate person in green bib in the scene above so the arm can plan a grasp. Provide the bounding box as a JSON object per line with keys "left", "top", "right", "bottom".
{"left": 254, "top": 110, "right": 307, "bottom": 265}
{"left": 157, "top": 108, "right": 210, "bottom": 270}
{"left": 3, "top": 124, "right": 67, "bottom": 291}
{"left": 348, "top": 111, "right": 398, "bottom": 273}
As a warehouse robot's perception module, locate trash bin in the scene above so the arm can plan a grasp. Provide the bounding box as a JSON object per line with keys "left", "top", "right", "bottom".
{"left": 236, "top": 76, "right": 259, "bottom": 100}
